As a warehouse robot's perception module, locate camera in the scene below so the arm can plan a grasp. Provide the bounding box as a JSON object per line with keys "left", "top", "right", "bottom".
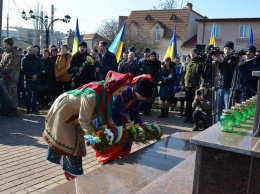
{"left": 230, "top": 50, "right": 246, "bottom": 63}
{"left": 196, "top": 89, "right": 204, "bottom": 96}
{"left": 197, "top": 52, "right": 207, "bottom": 63}
{"left": 209, "top": 47, "right": 224, "bottom": 56}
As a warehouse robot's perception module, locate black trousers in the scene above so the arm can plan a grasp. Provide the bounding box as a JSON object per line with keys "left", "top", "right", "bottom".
{"left": 56, "top": 81, "right": 71, "bottom": 98}
{"left": 192, "top": 110, "right": 207, "bottom": 127}
{"left": 185, "top": 87, "right": 196, "bottom": 119}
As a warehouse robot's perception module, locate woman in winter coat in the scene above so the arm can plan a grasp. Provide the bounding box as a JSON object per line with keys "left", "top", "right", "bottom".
{"left": 158, "top": 57, "right": 175, "bottom": 118}
{"left": 38, "top": 49, "right": 55, "bottom": 108}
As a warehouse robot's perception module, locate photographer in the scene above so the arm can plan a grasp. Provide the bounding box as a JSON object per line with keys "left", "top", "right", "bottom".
{"left": 201, "top": 44, "right": 214, "bottom": 85}
{"left": 191, "top": 83, "right": 212, "bottom": 131}
{"left": 212, "top": 41, "right": 236, "bottom": 122}
{"left": 233, "top": 45, "right": 260, "bottom": 103}
{"left": 180, "top": 48, "right": 203, "bottom": 124}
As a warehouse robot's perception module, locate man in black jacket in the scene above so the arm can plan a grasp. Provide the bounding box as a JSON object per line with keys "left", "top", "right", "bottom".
{"left": 95, "top": 41, "right": 117, "bottom": 80}
{"left": 21, "top": 46, "right": 43, "bottom": 114}
{"left": 68, "top": 41, "right": 95, "bottom": 89}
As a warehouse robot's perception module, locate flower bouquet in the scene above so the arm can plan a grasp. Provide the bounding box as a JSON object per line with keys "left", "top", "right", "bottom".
{"left": 85, "top": 122, "right": 162, "bottom": 152}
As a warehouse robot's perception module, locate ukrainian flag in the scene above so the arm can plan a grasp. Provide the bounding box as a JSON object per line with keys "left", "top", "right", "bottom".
{"left": 109, "top": 22, "right": 126, "bottom": 63}
{"left": 209, "top": 23, "right": 216, "bottom": 47}
{"left": 249, "top": 28, "right": 254, "bottom": 45}
{"left": 163, "top": 25, "right": 177, "bottom": 61}
{"left": 72, "top": 18, "right": 81, "bottom": 55}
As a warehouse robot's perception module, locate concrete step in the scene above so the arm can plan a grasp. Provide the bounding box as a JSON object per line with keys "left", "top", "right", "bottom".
{"left": 44, "top": 131, "right": 199, "bottom": 194}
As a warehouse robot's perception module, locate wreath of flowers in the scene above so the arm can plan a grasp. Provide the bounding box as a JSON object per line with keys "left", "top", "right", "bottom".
{"left": 85, "top": 122, "right": 162, "bottom": 152}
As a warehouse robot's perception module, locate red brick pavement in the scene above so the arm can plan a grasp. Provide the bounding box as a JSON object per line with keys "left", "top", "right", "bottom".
{"left": 0, "top": 107, "right": 193, "bottom": 194}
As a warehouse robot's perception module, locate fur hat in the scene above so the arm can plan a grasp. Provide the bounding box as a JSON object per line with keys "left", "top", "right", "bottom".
{"left": 134, "top": 78, "right": 156, "bottom": 98}
{"left": 223, "top": 41, "right": 234, "bottom": 50}
{"left": 246, "top": 45, "right": 256, "bottom": 53}
{"left": 3, "top": 37, "right": 14, "bottom": 46}
{"left": 78, "top": 41, "right": 87, "bottom": 47}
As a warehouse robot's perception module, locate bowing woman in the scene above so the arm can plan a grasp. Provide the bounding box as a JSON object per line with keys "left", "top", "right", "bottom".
{"left": 93, "top": 74, "right": 156, "bottom": 164}
{"left": 42, "top": 70, "right": 133, "bottom": 180}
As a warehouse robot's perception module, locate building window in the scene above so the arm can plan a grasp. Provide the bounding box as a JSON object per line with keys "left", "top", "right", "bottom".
{"left": 239, "top": 25, "right": 250, "bottom": 38}
{"left": 154, "top": 25, "right": 161, "bottom": 43}
{"left": 215, "top": 24, "right": 220, "bottom": 38}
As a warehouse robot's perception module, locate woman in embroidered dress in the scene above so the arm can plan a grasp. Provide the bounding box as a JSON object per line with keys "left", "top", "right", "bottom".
{"left": 42, "top": 70, "right": 133, "bottom": 180}
{"left": 94, "top": 74, "right": 156, "bottom": 164}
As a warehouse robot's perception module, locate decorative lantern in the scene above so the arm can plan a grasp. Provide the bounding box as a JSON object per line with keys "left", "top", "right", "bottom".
{"left": 231, "top": 106, "right": 243, "bottom": 127}
{"left": 220, "top": 109, "right": 235, "bottom": 132}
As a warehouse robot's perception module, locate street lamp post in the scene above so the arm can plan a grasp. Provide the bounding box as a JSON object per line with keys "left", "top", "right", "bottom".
{"left": 21, "top": 10, "right": 71, "bottom": 48}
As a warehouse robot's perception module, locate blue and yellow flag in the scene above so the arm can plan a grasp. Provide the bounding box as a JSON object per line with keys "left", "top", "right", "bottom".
{"left": 163, "top": 25, "right": 177, "bottom": 61}
{"left": 72, "top": 18, "right": 81, "bottom": 55}
{"left": 249, "top": 28, "right": 254, "bottom": 45}
{"left": 109, "top": 22, "right": 126, "bottom": 63}
{"left": 209, "top": 23, "right": 216, "bottom": 47}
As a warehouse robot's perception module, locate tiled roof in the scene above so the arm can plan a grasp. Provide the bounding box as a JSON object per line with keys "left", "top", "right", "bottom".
{"left": 126, "top": 9, "right": 192, "bottom": 39}
{"left": 181, "top": 34, "right": 197, "bottom": 48}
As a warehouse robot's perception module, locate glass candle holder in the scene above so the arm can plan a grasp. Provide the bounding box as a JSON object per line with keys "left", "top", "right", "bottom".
{"left": 242, "top": 101, "right": 251, "bottom": 119}
{"left": 235, "top": 103, "right": 247, "bottom": 122}
{"left": 246, "top": 99, "right": 253, "bottom": 117}
{"left": 250, "top": 97, "right": 256, "bottom": 114}
{"left": 220, "top": 109, "right": 235, "bottom": 132}
{"left": 231, "top": 106, "right": 243, "bottom": 127}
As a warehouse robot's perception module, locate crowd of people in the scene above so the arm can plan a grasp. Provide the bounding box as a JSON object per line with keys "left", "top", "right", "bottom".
{"left": 1, "top": 36, "right": 260, "bottom": 179}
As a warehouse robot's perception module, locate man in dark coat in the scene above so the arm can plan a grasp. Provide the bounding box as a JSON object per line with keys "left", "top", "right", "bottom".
{"left": 95, "top": 41, "right": 117, "bottom": 80}
{"left": 68, "top": 41, "right": 95, "bottom": 89}
{"left": 21, "top": 46, "right": 43, "bottom": 114}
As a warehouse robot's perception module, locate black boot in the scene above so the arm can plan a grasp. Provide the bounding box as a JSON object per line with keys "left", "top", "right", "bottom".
{"left": 7, "top": 108, "right": 17, "bottom": 117}
{"left": 165, "top": 108, "right": 169, "bottom": 118}
{"left": 179, "top": 107, "right": 184, "bottom": 116}
{"left": 158, "top": 108, "right": 165, "bottom": 118}
{"left": 192, "top": 125, "right": 199, "bottom": 131}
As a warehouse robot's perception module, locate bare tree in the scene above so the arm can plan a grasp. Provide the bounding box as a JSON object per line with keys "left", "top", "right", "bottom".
{"left": 96, "top": 19, "right": 119, "bottom": 45}
{"left": 152, "top": 0, "right": 178, "bottom": 10}
{"left": 125, "top": 25, "right": 158, "bottom": 54}
{"left": 253, "top": 29, "right": 260, "bottom": 49}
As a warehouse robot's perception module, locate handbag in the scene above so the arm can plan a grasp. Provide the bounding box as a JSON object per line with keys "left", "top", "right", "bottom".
{"left": 174, "top": 91, "right": 186, "bottom": 100}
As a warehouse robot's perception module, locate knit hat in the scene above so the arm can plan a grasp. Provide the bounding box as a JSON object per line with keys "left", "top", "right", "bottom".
{"left": 164, "top": 57, "right": 171, "bottom": 62}
{"left": 205, "top": 44, "right": 214, "bottom": 52}
{"left": 150, "top": 51, "right": 157, "bottom": 56}
{"left": 78, "top": 41, "right": 87, "bottom": 47}
{"left": 143, "top": 48, "right": 150, "bottom": 53}
{"left": 51, "top": 47, "right": 58, "bottom": 52}
{"left": 190, "top": 48, "right": 200, "bottom": 53}
{"left": 128, "top": 46, "right": 136, "bottom": 53}
{"left": 3, "top": 37, "right": 14, "bottom": 46}
{"left": 134, "top": 78, "right": 156, "bottom": 98}
{"left": 105, "top": 71, "right": 133, "bottom": 94}
{"left": 246, "top": 45, "right": 256, "bottom": 53}
{"left": 223, "top": 41, "right": 234, "bottom": 50}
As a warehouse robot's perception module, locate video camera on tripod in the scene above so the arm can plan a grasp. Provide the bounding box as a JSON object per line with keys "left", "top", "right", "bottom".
{"left": 230, "top": 49, "right": 246, "bottom": 63}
